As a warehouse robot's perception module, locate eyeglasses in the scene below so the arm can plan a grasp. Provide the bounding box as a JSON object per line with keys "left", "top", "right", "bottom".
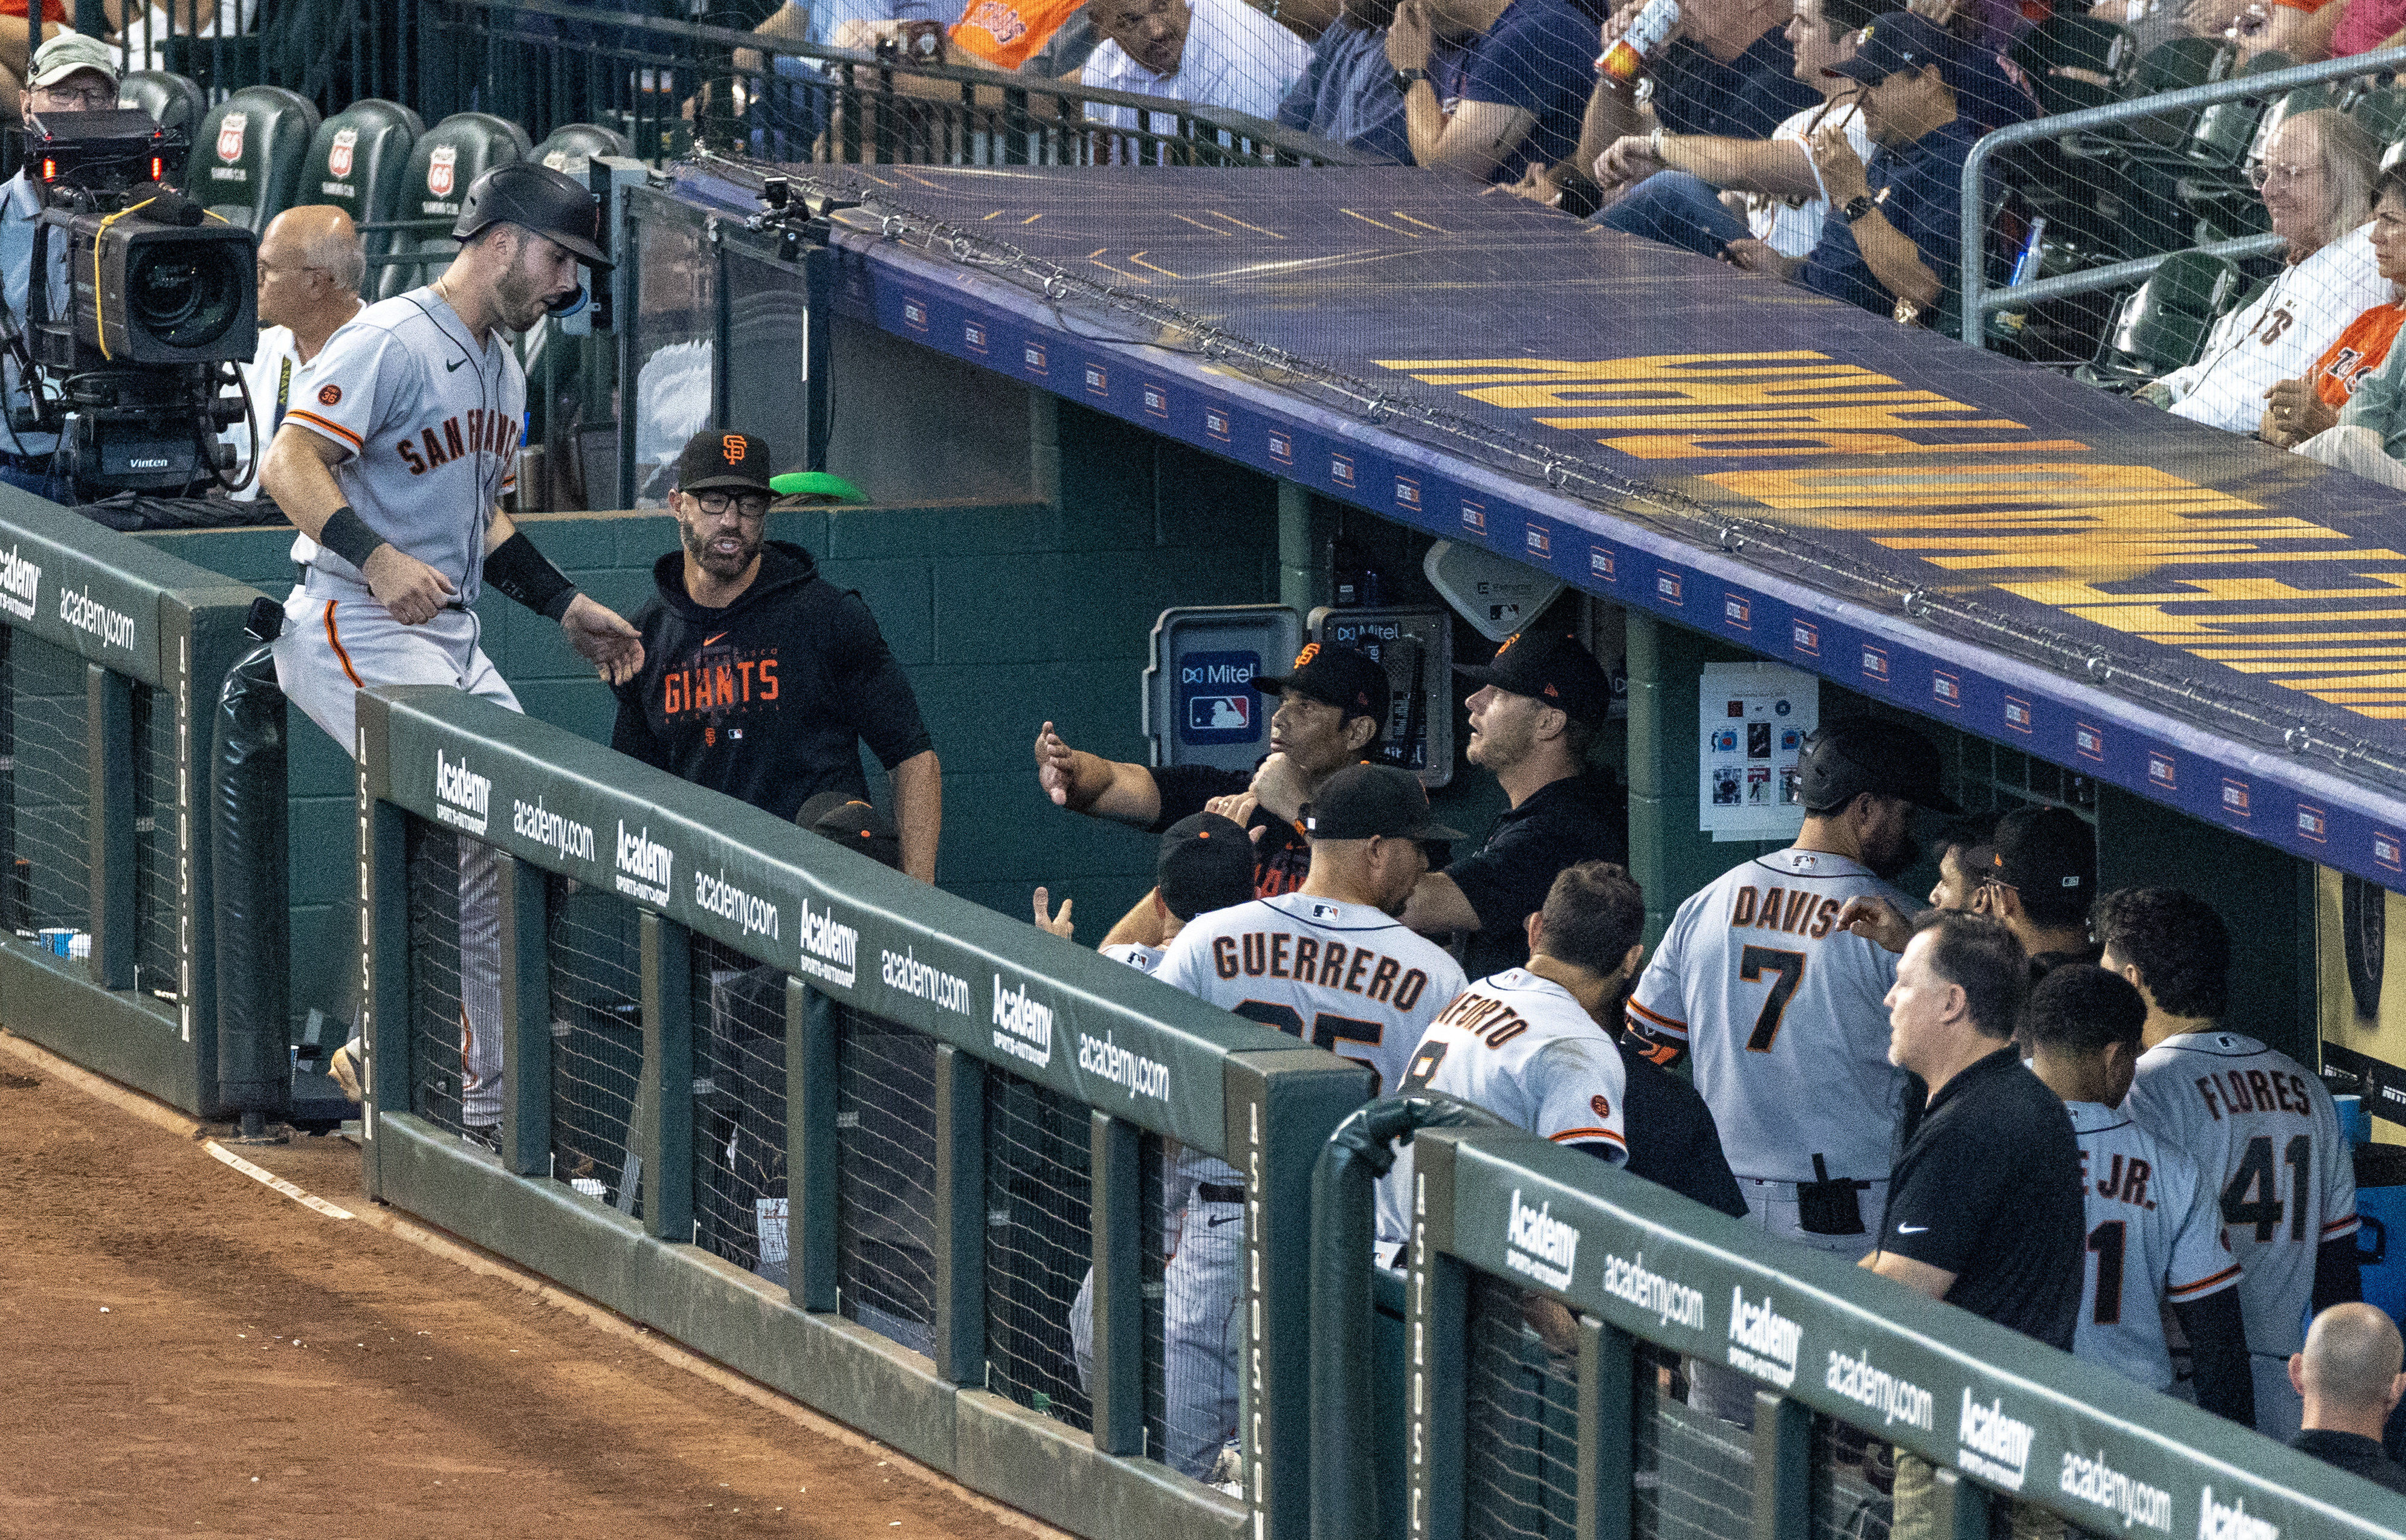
{"left": 689, "top": 489, "right": 771, "bottom": 519}
{"left": 2249, "top": 160, "right": 2315, "bottom": 190}
{"left": 33, "top": 85, "right": 114, "bottom": 108}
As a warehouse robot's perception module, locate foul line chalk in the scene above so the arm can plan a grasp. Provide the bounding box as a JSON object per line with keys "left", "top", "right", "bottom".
{"left": 204, "top": 1140, "right": 355, "bottom": 1220}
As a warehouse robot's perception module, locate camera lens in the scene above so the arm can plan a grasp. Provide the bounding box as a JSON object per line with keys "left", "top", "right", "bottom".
{"left": 126, "top": 240, "right": 242, "bottom": 349}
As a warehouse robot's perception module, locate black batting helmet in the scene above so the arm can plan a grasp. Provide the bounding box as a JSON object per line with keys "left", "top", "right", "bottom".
{"left": 1796, "top": 717, "right": 1962, "bottom": 815}
{"left": 451, "top": 162, "right": 613, "bottom": 270}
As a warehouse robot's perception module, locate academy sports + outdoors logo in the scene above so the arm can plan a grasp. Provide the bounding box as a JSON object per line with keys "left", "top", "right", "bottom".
{"left": 792, "top": 896, "right": 856, "bottom": 988}
{"left": 2060, "top": 1449, "right": 2172, "bottom": 1533}
{"left": 1726, "top": 1286, "right": 1801, "bottom": 1388}
{"left": 694, "top": 867, "right": 779, "bottom": 943}
{"left": 510, "top": 795, "right": 593, "bottom": 863}
{"left": 2197, "top": 1487, "right": 2277, "bottom": 1540}
{"left": 0, "top": 543, "right": 42, "bottom": 623}
{"left": 59, "top": 584, "right": 135, "bottom": 652}
{"left": 613, "top": 820, "right": 672, "bottom": 905}
{"left": 1078, "top": 1030, "right": 1169, "bottom": 1102}
{"left": 1505, "top": 1188, "right": 1580, "bottom": 1290}
{"left": 882, "top": 946, "right": 969, "bottom": 1014}
{"left": 433, "top": 748, "right": 490, "bottom": 835}
{"left": 1824, "top": 1348, "right": 1933, "bottom": 1431}
{"left": 1958, "top": 1390, "right": 2036, "bottom": 1492}
{"left": 1600, "top": 1249, "right": 1704, "bottom": 1331}
{"left": 992, "top": 975, "right": 1053, "bottom": 1068}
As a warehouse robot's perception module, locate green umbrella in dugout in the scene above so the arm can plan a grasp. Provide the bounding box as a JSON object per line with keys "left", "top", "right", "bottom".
{"left": 769, "top": 471, "right": 869, "bottom": 503}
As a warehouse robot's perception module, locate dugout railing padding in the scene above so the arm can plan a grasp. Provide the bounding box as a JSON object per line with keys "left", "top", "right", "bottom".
{"left": 352, "top": 682, "right": 1374, "bottom": 1540}
{"left": 0, "top": 488, "right": 265, "bottom": 1120}
{"left": 1360, "top": 1124, "right": 2406, "bottom": 1540}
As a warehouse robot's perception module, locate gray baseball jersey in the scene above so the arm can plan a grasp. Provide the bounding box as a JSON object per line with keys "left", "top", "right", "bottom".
{"left": 285, "top": 286, "right": 523, "bottom": 604}
{"left": 1376, "top": 967, "right": 1628, "bottom": 1247}
{"left": 2125, "top": 1031, "right": 2357, "bottom": 1436}
{"left": 1626, "top": 847, "right": 1913, "bottom": 1182}
{"left": 2066, "top": 1099, "right": 2240, "bottom": 1394}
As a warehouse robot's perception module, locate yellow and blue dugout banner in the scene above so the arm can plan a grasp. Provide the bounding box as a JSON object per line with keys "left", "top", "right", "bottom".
{"left": 668, "top": 160, "right": 2406, "bottom": 889}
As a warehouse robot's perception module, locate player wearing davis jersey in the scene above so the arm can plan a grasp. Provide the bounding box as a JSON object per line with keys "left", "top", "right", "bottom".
{"left": 2099, "top": 889, "right": 2358, "bottom": 1441}
{"left": 1149, "top": 765, "right": 1467, "bottom": 1480}
{"left": 1626, "top": 719, "right": 1961, "bottom": 1258}
{"left": 2023, "top": 966, "right": 2255, "bottom": 1425}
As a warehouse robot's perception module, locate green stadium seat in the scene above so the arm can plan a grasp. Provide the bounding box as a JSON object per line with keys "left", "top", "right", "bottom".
{"left": 2349, "top": 83, "right": 2406, "bottom": 148}
{"left": 118, "top": 70, "right": 204, "bottom": 156}
{"left": 299, "top": 100, "right": 424, "bottom": 297}
{"left": 188, "top": 84, "right": 321, "bottom": 233}
{"left": 2073, "top": 250, "right": 2246, "bottom": 391}
{"left": 375, "top": 111, "right": 532, "bottom": 302}
{"left": 2009, "top": 14, "right": 2138, "bottom": 116}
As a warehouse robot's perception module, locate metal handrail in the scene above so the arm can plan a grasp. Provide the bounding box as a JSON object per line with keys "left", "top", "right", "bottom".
{"left": 1961, "top": 42, "right": 2406, "bottom": 346}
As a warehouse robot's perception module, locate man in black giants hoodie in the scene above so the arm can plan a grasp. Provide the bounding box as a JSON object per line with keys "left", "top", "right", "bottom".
{"left": 612, "top": 431, "right": 942, "bottom": 881}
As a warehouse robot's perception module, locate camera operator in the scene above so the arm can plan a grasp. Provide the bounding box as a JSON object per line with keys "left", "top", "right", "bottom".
{"left": 223, "top": 205, "right": 363, "bottom": 504}
{"left": 0, "top": 31, "right": 116, "bottom": 502}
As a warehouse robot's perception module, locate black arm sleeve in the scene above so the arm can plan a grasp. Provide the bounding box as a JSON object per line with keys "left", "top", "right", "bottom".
{"left": 2313, "top": 1231, "right": 2365, "bottom": 1315}
{"left": 2170, "top": 1289, "right": 2256, "bottom": 1428}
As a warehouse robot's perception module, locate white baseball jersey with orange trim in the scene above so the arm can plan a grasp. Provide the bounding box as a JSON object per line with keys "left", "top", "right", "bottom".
{"left": 1376, "top": 967, "right": 1628, "bottom": 1247}
{"left": 282, "top": 285, "right": 523, "bottom": 605}
{"left": 1625, "top": 847, "right": 1913, "bottom": 1183}
{"left": 2066, "top": 1100, "right": 2240, "bottom": 1394}
{"left": 2125, "top": 1030, "right": 2358, "bottom": 1436}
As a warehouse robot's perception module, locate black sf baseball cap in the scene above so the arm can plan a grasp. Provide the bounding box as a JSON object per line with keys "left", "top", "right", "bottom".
{"left": 1251, "top": 642, "right": 1389, "bottom": 723}
{"left": 798, "top": 789, "right": 901, "bottom": 870}
{"left": 1157, "top": 812, "right": 1255, "bottom": 921}
{"left": 679, "top": 430, "right": 775, "bottom": 495}
{"left": 1453, "top": 630, "right": 1612, "bottom": 725}
{"left": 1828, "top": 10, "right": 1956, "bottom": 83}
{"left": 1302, "top": 763, "right": 1464, "bottom": 843}
{"left": 1987, "top": 804, "right": 2093, "bottom": 898}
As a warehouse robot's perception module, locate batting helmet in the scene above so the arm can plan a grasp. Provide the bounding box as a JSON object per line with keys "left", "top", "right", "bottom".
{"left": 1795, "top": 717, "right": 1963, "bottom": 815}
{"left": 451, "top": 162, "right": 613, "bottom": 271}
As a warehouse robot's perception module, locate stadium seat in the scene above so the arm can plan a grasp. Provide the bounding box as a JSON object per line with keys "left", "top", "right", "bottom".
{"left": 118, "top": 70, "right": 204, "bottom": 155}
{"left": 375, "top": 111, "right": 532, "bottom": 301}
{"left": 2008, "top": 14, "right": 2138, "bottom": 117}
{"left": 532, "top": 123, "right": 633, "bottom": 170}
{"left": 2350, "top": 83, "right": 2406, "bottom": 146}
{"left": 188, "top": 84, "right": 321, "bottom": 232}
{"left": 299, "top": 100, "right": 424, "bottom": 297}
{"left": 2073, "top": 250, "right": 2246, "bottom": 392}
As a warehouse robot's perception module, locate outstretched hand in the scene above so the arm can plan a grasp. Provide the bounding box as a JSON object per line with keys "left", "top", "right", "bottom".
{"left": 1034, "top": 720, "right": 1080, "bottom": 806}
{"left": 1834, "top": 894, "right": 1913, "bottom": 954}
{"left": 1033, "top": 885, "right": 1075, "bottom": 940}
{"left": 561, "top": 594, "right": 645, "bottom": 686}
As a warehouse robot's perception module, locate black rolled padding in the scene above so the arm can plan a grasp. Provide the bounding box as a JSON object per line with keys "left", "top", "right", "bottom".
{"left": 212, "top": 640, "right": 289, "bottom": 1116}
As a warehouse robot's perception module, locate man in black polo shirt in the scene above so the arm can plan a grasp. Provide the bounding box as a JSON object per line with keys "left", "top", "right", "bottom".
{"left": 1567, "top": 0, "right": 1818, "bottom": 201}
{"left": 2292, "top": 1305, "right": 2406, "bottom": 1496}
{"left": 1400, "top": 628, "right": 1625, "bottom": 979}
{"left": 1870, "top": 908, "right": 2083, "bottom": 1540}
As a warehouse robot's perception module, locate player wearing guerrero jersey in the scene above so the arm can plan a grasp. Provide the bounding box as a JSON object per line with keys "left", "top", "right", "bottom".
{"left": 1626, "top": 719, "right": 1961, "bottom": 1257}
{"left": 2099, "top": 888, "right": 2361, "bottom": 1441}
{"left": 2023, "top": 965, "right": 2254, "bottom": 1426}
{"left": 1151, "top": 764, "right": 1468, "bottom": 1480}
{"left": 262, "top": 164, "right": 643, "bottom": 1139}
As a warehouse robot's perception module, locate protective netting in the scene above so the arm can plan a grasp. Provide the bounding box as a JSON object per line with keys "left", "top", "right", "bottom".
{"left": 131, "top": 681, "right": 180, "bottom": 1006}
{"left": 833, "top": 1000, "right": 940, "bottom": 1353}
{"left": 1464, "top": 1269, "right": 1583, "bottom": 1540}
{"left": 1634, "top": 1357, "right": 1754, "bottom": 1540}
{"left": 5, "top": 630, "right": 89, "bottom": 938}
{"left": 548, "top": 872, "right": 646, "bottom": 1217}
{"left": 692, "top": 934, "right": 790, "bottom": 1279}
{"left": 1810, "top": 1415, "right": 1894, "bottom": 1540}
{"left": 406, "top": 819, "right": 468, "bottom": 1136}
{"left": 984, "top": 1067, "right": 1093, "bottom": 1431}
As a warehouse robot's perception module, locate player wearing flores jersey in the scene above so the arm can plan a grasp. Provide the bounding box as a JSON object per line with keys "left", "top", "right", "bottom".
{"left": 1626, "top": 719, "right": 1961, "bottom": 1258}
{"left": 2100, "top": 888, "right": 2360, "bottom": 1441}
{"left": 2023, "top": 965, "right": 2254, "bottom": 1426}
{"left": 1150, "top": 764, "right": 1467, "bottom": 1479}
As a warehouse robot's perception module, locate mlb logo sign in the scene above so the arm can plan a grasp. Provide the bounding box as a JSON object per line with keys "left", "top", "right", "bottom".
{"left": 328, "top": 127, "right": 357, "bottom": 178}
{"left": 1023, "top": 342, "right": 1047, "bottom": 374}
{"left": 2147, "top": 751, "right": 2176, "bottom": 790}
{"left": 1189, "top": 695, "right": 1249, "bottom": 732}
{"left": 2378, "top": 832, "right": 2402, "bottom": 871}
{"left": 2002, "top": 696, "right": 2032, "bottom": 734}
{"left": 427, "top": 143, "right": 457, "bottom": 196}
{"left": 1588, "top": 545, "right": 1615, "bottom": 583}
{"left": 1722, "top": 595, "right": 1750, "bottom": 630}
{"left": 963, "top": 322, "right": 986, "bottom": 352}
{"left": 1524, "top": 523, "right": 1551, "bottom": 560}
{"left": 1791, "top": 619, "right": 1819, "bottom": 656}
{"left": 2221, "top": 779, "right": 2251, "bottom": 818}
{"left": 1460, "top": 501, "right": 1487, "bottom": 535}
{"left": 903, "top": 299, "right": 928, "bottom": 330}
{"left": 1142, "top": 384, "right": 1168, "bottom": 418}
{"left": 1860, "top": 644, "right": 1889, "bottom": 682}
{"left": 2074, "top": 723, "right": 2104, "bottom": 762}
{"left": 217, "top": 111, "right": 249, "bottom": 163}
{"left": 1932, "top": 669, "right": 1960, "bottom": 707}
{"left": 1655, "top": 570, "right": 1683, "bottom": 604}
{"left": 1205, "top": 409, "right": 1230, "bottom": 441}
{"left": 1269, "top": 430, "right": 1293, "bottom": 464}
{"left": 1394, "top": 476, "right": 1420, "bottom": 511}
{"left": 1330, "top": 453, "right": 1355, "bottom": 487}
{"left": 2298, "top": 804, "right": 2328, "bottom": 843}
{"left": 1084, "top": 363, "right": 1108, "bottom": 396}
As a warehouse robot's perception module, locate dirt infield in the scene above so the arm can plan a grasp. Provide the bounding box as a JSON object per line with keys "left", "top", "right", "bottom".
{"left": 0, "top": 1038, "right": 1033, "bottom": 1539}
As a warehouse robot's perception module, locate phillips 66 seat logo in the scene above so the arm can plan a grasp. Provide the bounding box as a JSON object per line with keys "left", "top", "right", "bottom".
{"left": 427, "top": 144, "right": 458, "bottom": 197}
{"left": 216, "top": 112, "right": 247, "bottom": 163}
{"left": 328, "top": 127, "right": 357, "bottom": 178}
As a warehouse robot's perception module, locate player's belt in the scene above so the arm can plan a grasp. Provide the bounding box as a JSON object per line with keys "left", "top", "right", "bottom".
{"left": 1196, "top": 1182, "right": 1245, "bottom": 1204}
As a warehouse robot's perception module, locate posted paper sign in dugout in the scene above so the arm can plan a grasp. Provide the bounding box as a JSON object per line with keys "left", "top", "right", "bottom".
{"left": 1701, "top": 663, "right": 1819, "bottom": 842}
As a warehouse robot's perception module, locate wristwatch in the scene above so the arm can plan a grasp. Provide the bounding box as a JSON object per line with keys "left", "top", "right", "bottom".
{"left": 1392, "top": 66, "right": 1429, "bottom": 92}
{"left": 1842, "top": 193, "right": 1877, "bottom": 223}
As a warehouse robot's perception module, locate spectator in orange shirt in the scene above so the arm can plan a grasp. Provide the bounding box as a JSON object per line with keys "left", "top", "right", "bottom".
{"left": 2259, "top": 167, "right": 2406, "bottom": 452}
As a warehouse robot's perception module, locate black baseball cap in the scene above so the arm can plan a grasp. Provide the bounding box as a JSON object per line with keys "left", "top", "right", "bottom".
{"left": 1302, "top": 763, "right": 1464, "bottom": 842}
{"left": 1157, "top": 812, "right": 1255, "bottom": 921}
{"left": 1987, "top": 804, "right": 2093, "bottom": 899}
{"left": 677, "top": 430, "right": 775, "bottom": 495}
{"left": 1251, "top": 642, "right": 1390, "bottom": 725}
{"left": 798, "top": 789, "right": 901, "bottom": 870}
{"left": 1828, "top": 10, "right": 1955, "bottom": 83}
{"left": 1453, "top": 630, "right": 1612, "bottom": 725}
{"left": 1797, "top": 717, "right": 1964, "bottom": 814}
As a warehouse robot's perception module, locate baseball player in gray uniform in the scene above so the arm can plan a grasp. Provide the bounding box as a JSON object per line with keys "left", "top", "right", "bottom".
{"left": 1626, "top": 718, "right": 1959, "bottom": 1259}
{"left": 2023, "top": 963, "right": 2254, "bottom": 1426}
{"left": 1150, "top": 764, "right": 1468, "bottom": 1480}
{"left": 2098, "top": 888, "right": 2361, "bottom": 1441}
{"left": 262, "top": 163, "right": 644, "bottom": 1137}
